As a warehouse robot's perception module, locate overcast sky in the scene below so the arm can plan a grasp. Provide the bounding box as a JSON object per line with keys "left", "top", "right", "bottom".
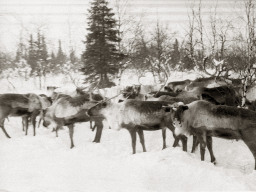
{"left": 0, "top": 0, "right": 245, "bottom": 55}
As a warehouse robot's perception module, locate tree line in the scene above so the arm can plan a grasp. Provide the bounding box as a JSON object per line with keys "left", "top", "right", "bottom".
{"left": 0, "top": 0, "right": 256, "bottom": 90}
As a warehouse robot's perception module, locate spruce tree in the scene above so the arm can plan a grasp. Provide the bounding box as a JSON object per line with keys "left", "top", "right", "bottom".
{"left": 171, "top": 39, "right": 180, "bottom": 68}
{"left": 56, "top": 40, "right": 66, "bottom": 64}
{"left": 82, "top": 0, "right": 122, "bottom": 88}
{"left": 27, "top": 34, "right": 37, "bottom": 75}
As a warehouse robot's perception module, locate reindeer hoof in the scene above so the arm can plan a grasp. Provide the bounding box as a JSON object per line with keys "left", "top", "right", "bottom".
{"left": 70, "top": 145, "right": 75, "bottom": 149}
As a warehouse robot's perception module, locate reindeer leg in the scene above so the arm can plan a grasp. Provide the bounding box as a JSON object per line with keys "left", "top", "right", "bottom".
{"left": 128, "top": 128, "right": 136, "bottom": 154}
{"left": 92, "top": 125, "right": 96, "bottom": 132}
{"left": 191, "top": 135, "right": 199, "bottom": 153}
{"left": 90, "top": 120, "right": 92, "bottom": 130}
{"left": 93, "top": 120, "right": 103, "bottom": 143}
{"left": 0, "top": 119, "right": 10, "bottom": 138}
{"left": 137, "top": 129, "right": 146, "bottom": 152}
{"left": 180, "top": 135, "right": 188, "bottom": 152}
{"left": 31, "top": 113, "right": 37, "bottom": 136}
{"left": 67, "top": 124, "right": 75, "bottom": 149}
{"left": 197, "top": 132, "right": 207, "bottom": 161}
{"left": 22, "top": 117, "right": 25, "bottom": 132}
{"left": 240, "top": 128, "right": 256, "bottom": 170}
{"left": 162, "top": 128, "right": 167, "bottom": 149}
{"left": 206, "top": 136, "right": 216, "bottom": 164}
{"left": 24, "top": 117, "right": 29, "bottom": 136}
{"left": 55, "top": 126, "right": 60, "bottom": 137}
{"left": 1, "top": 126, "right": 11, "bottom": 138}
{"left": 37, "top": 118, "right": 42, "bottom": 128}
{"left": 166, "top": 124, "right": 180, "bottom": 148}
{"left": 172, "top": 134, "right": 180, "bottom": 148}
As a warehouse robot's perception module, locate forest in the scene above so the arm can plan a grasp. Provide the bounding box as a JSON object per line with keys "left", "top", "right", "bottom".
{"left": 0, "top": 0, "right": 256, "bottom": 91}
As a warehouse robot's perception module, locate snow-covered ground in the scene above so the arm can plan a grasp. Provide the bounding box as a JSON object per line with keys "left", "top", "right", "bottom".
{"left": 1, "top": 71, "right": 256, "bottom": 191}
{"left": 1, "top": 118, "right": 256, "bottom": 192}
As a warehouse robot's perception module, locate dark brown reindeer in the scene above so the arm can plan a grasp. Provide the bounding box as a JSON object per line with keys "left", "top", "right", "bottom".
{"left": 43, "top": 94, "right": 104, "bottom": 148}
{"left": 169, "top": 100, "right": 256, "bottom": 169}
{"left": 87, "top": 100, "right": 187, "bottom": 154}
{"left": 0, "top": 93, "right": 45, "bottom": 138}
{"left": 190, "top": 85, "right": 256, "bottom": 153}
{"left": 188, "top": 86, "right": 239, "bottom": 154}
{"left": 200, "top": 86, "right": 239, "bottom": 106}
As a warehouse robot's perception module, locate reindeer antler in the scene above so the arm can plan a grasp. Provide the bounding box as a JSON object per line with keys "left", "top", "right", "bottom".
{"left": 203, "top": 57, "right": 218, "bottom": 77}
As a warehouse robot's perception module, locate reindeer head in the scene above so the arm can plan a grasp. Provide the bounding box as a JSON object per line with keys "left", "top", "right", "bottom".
{"left": 87, "top": 101, "right": 110, "bottom": 118}
{"left": 122, "top": 85, "right": 141, "bottom": 99}
{"left": 27, "top": 94, "right": 42, "bottom": 112}
{"left": 41, "top": 96, "right": 65, "bottom": 129}
{"left": 164, "top": 102, "right": 189, "bottom": 135}
{"left": 42, "top": 105, "right": 58, "bottom": 129}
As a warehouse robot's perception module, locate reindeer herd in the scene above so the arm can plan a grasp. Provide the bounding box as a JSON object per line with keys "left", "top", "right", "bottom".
{"left": 2, "top": 62, "right": 256, "bottom": 170}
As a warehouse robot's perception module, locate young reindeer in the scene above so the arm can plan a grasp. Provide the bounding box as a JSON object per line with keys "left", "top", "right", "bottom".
{"left": 0, "top": 93, "right": 44, "bottom": 138}
{"left": 169, "top": 100, "right": 256, "bottom": 169}
{"left": 43, "top": 94, "right": 104, "bottom": 148}
{"left": 87, "top": 99, "right": 187, "bottom": 154}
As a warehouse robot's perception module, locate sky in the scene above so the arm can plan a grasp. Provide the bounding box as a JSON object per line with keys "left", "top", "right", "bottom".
{"left": 0, "top": 0, "right": 245, "bottom": 55}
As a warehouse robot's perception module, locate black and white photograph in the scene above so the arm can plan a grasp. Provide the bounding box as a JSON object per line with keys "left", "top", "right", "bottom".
{"left": 1, "top": 0, "right": 256, "bottom": 191}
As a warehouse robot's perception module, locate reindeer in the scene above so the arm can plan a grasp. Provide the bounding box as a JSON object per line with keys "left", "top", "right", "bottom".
{"left": 51, "top": 88, "right": 104, "bottom": 131}
{"left": 119, "top": 85, "right": 182, "bottom": 150}
{"left": 147, "top": 91, "right": 178, "bottom": 98}
{"left": 164, "top": 79, "right": 191, "bottom": 93}
{"left": 200, "top": 86, "right": 239, "bottom": 106}
{"left": 87, "top": 100, "right": 187, "bottom": 154}
{"left": 43, "top": 94, "right": 104, "bottom": 148}
{"left": 51, "top": 87, "right": 89, "bottom": 102}
{"left": 171, "top": 85, "right": 255, "bottom": 154}
{"left": 169, "top": 100, "right": 256, "bottom": 169}
{"left": 120, "top": 85, "right": 146, "bottom": 100}
{"left": 0, "top": 93, "right": 47, "bottom": 138}
{"left": 117, "top": 85, "right": 147, "bottom": 103}
{"left": 155, "top": 95, "right": 199, "bottom": 104}
{"left": 186, "top": 58, "right": 231, "bottom": 91}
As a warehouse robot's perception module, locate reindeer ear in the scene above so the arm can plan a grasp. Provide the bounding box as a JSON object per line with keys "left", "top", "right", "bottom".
{"left": 164, "top": 86, "right": 172, "bottom": 92}
{"left": 102, "top": 102, "right": 107, "bottom": 107}
{"left": 164, "top": 107, "right": 171, "bottom": 112}
{"left": 181, "top": 106, "right": 189, "bottom": 111}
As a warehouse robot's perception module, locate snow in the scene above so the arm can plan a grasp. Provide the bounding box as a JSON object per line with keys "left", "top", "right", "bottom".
{"left": 1, "top": 71, "right": 256, "bottom": 191}
{"left": 1, "top": 118, "right": 256, "bottom": 191}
